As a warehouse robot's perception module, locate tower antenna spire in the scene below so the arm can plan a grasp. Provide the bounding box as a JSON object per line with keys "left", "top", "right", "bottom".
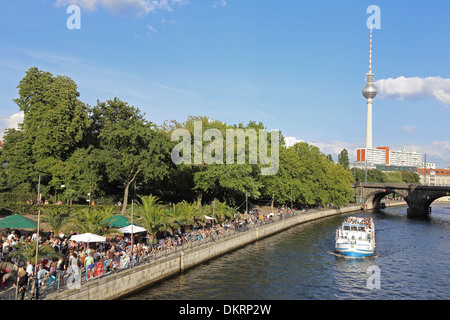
{"left": 369, "top": 23, "right": 373, "bottom": 74}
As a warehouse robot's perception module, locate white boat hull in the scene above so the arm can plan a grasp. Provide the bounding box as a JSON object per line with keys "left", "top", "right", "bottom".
{"left": 334, "top": 216, "right": 375, "bottom": 258}
{"left": 335, "top": 243, "right": 375, "bottom": 257}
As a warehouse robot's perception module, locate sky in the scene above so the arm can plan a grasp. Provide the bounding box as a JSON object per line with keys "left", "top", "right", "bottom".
{"left": 1, "top": 0, "right": 450, "bottom": 167}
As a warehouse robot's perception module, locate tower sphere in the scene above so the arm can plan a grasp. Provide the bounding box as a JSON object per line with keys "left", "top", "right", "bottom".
{"left": 363, "top": 83, "right": 377, "bottom": 99}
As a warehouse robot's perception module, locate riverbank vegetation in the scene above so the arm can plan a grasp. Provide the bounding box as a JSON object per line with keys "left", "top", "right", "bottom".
{"left": 350, "top": 168, "right": 421, "bottom": 184}
{"left": 1, "top": 68, "right": 357, "bottom": 217}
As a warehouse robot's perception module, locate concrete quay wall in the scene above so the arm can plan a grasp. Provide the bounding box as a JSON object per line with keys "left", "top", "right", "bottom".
{"left": 46, "top": 203, "right": 404, "bottom": 300}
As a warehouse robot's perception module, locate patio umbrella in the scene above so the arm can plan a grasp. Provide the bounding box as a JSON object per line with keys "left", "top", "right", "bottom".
{"left": 101, "top": 215, "right": 131, "bottom": 228}
{"left": 0, "top": 214, "right": 38, "bottom": 229}
{"left": 70, "top": 233, "right": 106, "bottom": 243}
{"left": 118, "top": 225, "right": 147, "bottom": 234}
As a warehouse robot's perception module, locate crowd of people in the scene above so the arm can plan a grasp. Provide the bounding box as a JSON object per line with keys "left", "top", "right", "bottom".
{"left": 344, "top": 216, "right": 374, "bottom": 229}
{"left": 0, "top": 207, "right": 297, "bottom": 299}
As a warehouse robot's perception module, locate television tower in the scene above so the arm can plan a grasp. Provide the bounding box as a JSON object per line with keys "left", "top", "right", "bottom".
{"left": 362, "top": 24, "right": 377, "bottom": 149}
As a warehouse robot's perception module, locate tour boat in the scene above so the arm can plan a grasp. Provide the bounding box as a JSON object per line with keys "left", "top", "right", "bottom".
{"left": 334, "top": 216, "right": 375, "bottom": 258}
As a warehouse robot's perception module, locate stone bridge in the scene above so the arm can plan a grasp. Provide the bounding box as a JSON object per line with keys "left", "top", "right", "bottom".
{"left": 354, "top": 183, "right": 450, "bottom": 217}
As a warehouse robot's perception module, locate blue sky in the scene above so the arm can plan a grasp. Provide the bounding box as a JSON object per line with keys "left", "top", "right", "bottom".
{"left": 1, "top": 0, "right": 450, "bottom": 167}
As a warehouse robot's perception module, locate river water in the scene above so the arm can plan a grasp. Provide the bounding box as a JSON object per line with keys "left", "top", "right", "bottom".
{"left": 126, "top": 204, "right": 450, "bottom": 300}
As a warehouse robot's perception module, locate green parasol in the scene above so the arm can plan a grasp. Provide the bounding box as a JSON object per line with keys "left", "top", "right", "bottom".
{"left": 101, "top": 214, "right": 131, "bottom": 228}
{"left": 0, "top": 214, "right": 38, "bottom": 229}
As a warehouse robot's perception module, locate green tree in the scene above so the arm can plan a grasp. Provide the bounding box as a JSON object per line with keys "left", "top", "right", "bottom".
{"left": 193, "top": 164, "right": 262, "bottom": 206}
{"left": 351, "top": 168, "right": 385, "bottom": 183}
{"left": 0, "top": 128, "right": 36, "bottom": 192}
{"left": 134, "top": 195, "right": 173, "bottom": 243}
{"left": 367, "top": 169, "right": 386, "bottom": 183}
{"left": 1, "top": 68, "right": 90, "bottom": 202}
{"left": 338, "top": 149, "right": 349, "bottom": 170}
{"left": 350, "top": 168, "right": 365, "bottom": 182}
{"left": 401, "top": 171, "right": 421, "bottom": 184}
{"left": 41, "top": 205, "right": 71, "bottom": 236}
{"left": 91, "top": 98, "right": 172, "bottom": 213}
{"left": 14, "top": 68, "right": 90, "bottom": 161}
{"left": 323, "top": 160, "right": 355, "bottom": 206}
{"left": 260, "top": 146, "right": 304, "bottom": 206}
{"left": 207, "top": 199, "right": 235, "bottom": 222}
{"left": 384, "top": 172, "right": 403, "bottom": 183}
{"left": 290, "top": 142, "right": 330, "bottom": 205}
{"left": 167, "top": 116, "right": 264, "bottom": 206}
{"left": 11, "top": 241, "right": 59, "bottom": 265}
{"left": 53, "top": 147, "right": 105, "bottom": 205}
{"left": 172, "top": 200, "right": 197, "bottom": 232}
{"left": 282, "top": 142, "right": 355, "bottom": 207}
{"left": 67, "top": 206, "right": 117, "bottom": 235}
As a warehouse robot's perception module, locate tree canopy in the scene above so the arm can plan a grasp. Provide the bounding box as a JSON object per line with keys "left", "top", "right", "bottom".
{"left": 0, "top": 68, "right": 358, "bottom": 215}
{"left": 350, "top": 168, "right": 421, "bottom": 184}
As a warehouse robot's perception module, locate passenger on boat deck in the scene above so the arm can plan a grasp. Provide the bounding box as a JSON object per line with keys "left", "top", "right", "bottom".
{"left": 344, "top": 217, "right": 373, "bottom": 229}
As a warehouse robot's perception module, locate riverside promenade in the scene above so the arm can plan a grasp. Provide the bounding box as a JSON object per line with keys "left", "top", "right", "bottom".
{"left": 42, "top": 201, "right": 407, "bottom": 300}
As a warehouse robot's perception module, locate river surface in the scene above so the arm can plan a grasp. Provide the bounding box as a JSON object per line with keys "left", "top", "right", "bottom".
{"left": 126, "top": 204, "right": 450, "bottom": 300}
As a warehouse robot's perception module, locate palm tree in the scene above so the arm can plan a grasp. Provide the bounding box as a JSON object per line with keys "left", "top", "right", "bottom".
{"left": 196, "top": 203, "right": 213, "bottom": 227}
{"left": 157, "top": 207, "right": 176, "bottom": 237}
{"left": 67, "top": 206, "right": 119, "bottom": 236}
{"left": 41, "top": 205, "right": 71, "bottom": 236}
{"left": 172, "top": 201, "right": 197, "bottom": 233}
{"left": 206, "top": 199, "right": 235, "bottom": 223}
{"left": 134, "top": 195, "right": 173, "bottom": 244}
{"left": 10, "top": 241, "right": 60, "bottom": 266}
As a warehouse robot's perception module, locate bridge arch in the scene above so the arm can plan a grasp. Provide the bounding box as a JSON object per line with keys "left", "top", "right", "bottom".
{"left": 363, "top": 187, "right": 408, "bottom": 211}
{"left": 355, "top": 183, "right": 450, "bottom": 217}
{"left": 405, "top": 189, "right": 450, "bottom": 216}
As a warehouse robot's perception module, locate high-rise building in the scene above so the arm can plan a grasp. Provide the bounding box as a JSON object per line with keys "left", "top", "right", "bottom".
{"left": 354, "top": 146, "right": 423, "bottom": 167}
{"left": 356, "top": 147, "right": 388, "bottom": 164}
{"left": 389, "top": 146, "right": 422, "bottom": 167}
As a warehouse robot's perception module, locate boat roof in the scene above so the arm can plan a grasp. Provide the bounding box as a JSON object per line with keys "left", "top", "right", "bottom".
{"left": 342, "top": 223, "right": 367, "bottom": 227}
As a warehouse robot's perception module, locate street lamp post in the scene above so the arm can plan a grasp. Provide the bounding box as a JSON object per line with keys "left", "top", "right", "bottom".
{"left": 34, "top": 174, "right": 41, "bottom": 300}
{"left": 245, "top": 192, "right": 248, "bottom": 214}
{"left": 130, "top": 180, "right": 136, "bottom": 268}
{"left": 60, "top": 184, "right": 65, "bottom": 204}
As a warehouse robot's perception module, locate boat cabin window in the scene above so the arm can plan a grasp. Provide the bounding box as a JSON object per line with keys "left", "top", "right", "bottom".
{"left": 350, "top": 226, "right": 358, "bottom": 231}
{"left": 343, "top": 226, "right": 350, "bottom": 231}
{"left": 360, "top": 226, "right": 365, "bottom": 231}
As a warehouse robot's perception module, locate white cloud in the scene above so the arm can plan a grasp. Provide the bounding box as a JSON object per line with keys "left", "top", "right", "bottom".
{"left": 55, "top": 0, "right": 99, "bottom": 11}
{"left": 213, "top": 0, "right": 227, "bottom": 8}
{"left": 54, "top": 0, "right": 187, "bottom": 16}
{"left": 152, "top": 82, "right": 197, "bottom": 96}
{"left": 401, "top": 141, "right": 450, "bottom": 163}
{"left": 0, "top": 111, "right": 24, "bottom": 139}
{"left": 307, "top": 140, "right": 359, "bottom": 161}
{"left": 402, "top": 125, "right": 417, "bottom": 134}
{"left": 147, "top": 25, "right": 157, "bottom": 33}
{"left": 171, "top": 0, "right": 189, "bottom": 5}
{"left": 375, "top": 76, "right": 450, "bottom": 107}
